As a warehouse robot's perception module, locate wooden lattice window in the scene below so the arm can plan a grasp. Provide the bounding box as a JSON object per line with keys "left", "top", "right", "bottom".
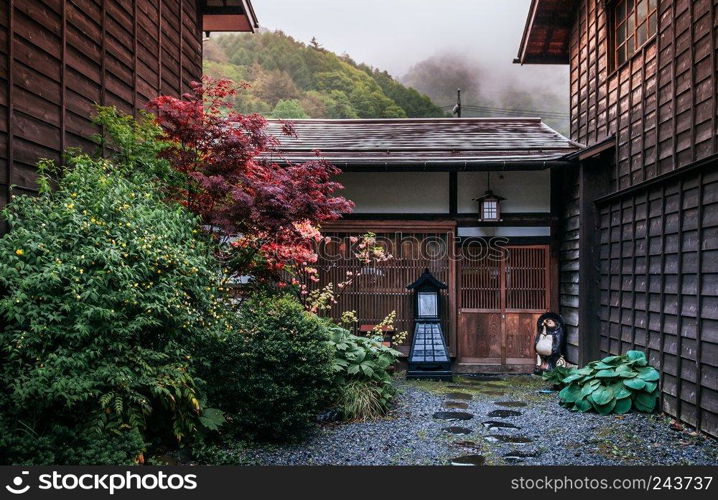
{"left": 613, "top": 0, "right": 658, "bottom": 68}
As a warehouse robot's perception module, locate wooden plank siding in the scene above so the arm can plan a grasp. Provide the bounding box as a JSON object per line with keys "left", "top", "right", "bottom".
{"left": 0, "top": 0, "right": 204, "bottom": 226}
{"left": 563, "top": 0, "right": 718, "bottom": 436}
{"left": 597, "top": 161, "right": 718, "bottom": 437}
{"left": 556, "top": 165, "right": 582, "bottom": 363}
{"left": 570, "top": 0, "right": 718, "bottom": 188}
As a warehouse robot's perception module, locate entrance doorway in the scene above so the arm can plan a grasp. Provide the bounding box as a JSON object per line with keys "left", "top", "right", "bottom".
{"left": 457, "top": 244, "right": 550, "bottom": 370}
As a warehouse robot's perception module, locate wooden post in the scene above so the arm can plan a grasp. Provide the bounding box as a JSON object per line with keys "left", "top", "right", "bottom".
{"left": 449, "top": 172, "right": 458, "bottom": 216}
{"left": 577, "top": 153, "right": 610, "bottom": 365}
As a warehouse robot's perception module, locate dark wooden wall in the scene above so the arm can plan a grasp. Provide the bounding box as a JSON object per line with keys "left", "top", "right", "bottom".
{"left": 598, "top": 161, "right": 718, "bottom": 437}
{"left": 564, "top": 0, "right": 718, "bottom": 436}
{"left": 556, "top": 166, "right": 581, "bottom": 363}
{"left": 0, "top": 0, "right": 203, "bottom": 214}
{"left": 570, "top": 0, "right": 718, "bottom": 191}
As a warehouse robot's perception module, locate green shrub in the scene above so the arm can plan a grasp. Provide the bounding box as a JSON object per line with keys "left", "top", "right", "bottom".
{"left": 327, "top": 326, "right": 400, "bottom": 420}
{"left": 556, "top": 351, "right": 660, "bottom": 415}
{"left": 336, "top": 380, "right": 390, "bottom": 422}
{"left": 199, "top": 294, "right": 336, "bottom": 442}
{"left": 541, "top": 366, "right": 574, "bottom": 388}
{"left": 0, "top": 154, "right": 228, "bottom": 464}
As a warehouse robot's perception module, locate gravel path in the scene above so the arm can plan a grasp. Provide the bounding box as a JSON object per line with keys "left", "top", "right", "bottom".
{"left": 237, "top": 375, "right": 718, "bottom": 466}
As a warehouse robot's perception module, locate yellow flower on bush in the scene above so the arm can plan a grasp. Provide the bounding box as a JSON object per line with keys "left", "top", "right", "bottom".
{"left": 15, "top": 249, "right": 23, "bottom": 256}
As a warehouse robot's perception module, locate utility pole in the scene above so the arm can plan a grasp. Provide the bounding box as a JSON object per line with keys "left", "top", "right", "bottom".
{"left": 452, "top": 89, "right": 462, "bottom": 118}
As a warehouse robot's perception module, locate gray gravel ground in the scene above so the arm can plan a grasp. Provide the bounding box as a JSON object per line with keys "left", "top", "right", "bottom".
{"left": 237, "top": 374, "right": 718, "bottom": 466}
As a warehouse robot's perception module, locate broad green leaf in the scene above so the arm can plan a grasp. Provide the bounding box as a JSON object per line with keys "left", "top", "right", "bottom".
{"left": 626, "top": 350, "right": 647, "bottom": 363}
{"left": 562, "top": 373, "right": 584, "bottom": 384}
{"left": 559, "top": 384, "right": 582, "bottom": 403}
{"left": 574, "top": 397, "right": 592, "bottom": 412}
{"left": 634, "top": 392, "right": 657, "bottom": 413}
{"left": 601, "top": 355, "right": 623, "bottom": 365}
{"left": 594, "top": 399, "right": 617, "bottom": 415}
{"left": 637, "top": 366, "right": 659, "bottom": 381}
{"left": 614, "top": 397, "right": 632, "bottom": 414}
{"left": 623, "top": 378, "right": 646, "bottom": 391}
{"left": 595, "top": 369, "right": 618, "bottom": 378}
{"left": 643, "top": 381, "right": 658, "bottom": 393}
{"left": 198, "top": 408, "right": 226, "bottom": 431}
{"left": 580, "top": 380, "right": 601, "bottom": 398}
{"left": 590, "top": 386, "right": 615, "bottom": 406}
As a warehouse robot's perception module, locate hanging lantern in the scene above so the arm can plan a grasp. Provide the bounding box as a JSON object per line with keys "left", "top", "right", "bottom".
{"left": 474, "top": 172, "right": 505, "bottom": 222}
{"left": 202, "top": 0, "right": 259, "bottom": 37}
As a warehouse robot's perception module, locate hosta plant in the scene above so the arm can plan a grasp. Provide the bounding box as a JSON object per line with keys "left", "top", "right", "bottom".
{"left": 541, "top": 366, "right": 574, "bottom": 389}
{"left": 327, "top": 326, "right": 401, "bottom": 420}
{"left": 557, "top": 351, "right": 660, "bottom": 415}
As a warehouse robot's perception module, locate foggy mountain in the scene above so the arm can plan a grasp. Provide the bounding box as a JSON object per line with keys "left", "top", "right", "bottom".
{"left": 402, "top": 51, "right": 570, "bottom": 136}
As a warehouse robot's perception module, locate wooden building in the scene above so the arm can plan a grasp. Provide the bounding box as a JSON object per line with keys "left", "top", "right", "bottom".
{"left": 517, "top": 0, "right": 718, "bottom": 436}
{"left": 268, "top": 118, "right": 580, "bottom": 373}
{"left": 0, "top": 0, "right": 258, "bottom": 220}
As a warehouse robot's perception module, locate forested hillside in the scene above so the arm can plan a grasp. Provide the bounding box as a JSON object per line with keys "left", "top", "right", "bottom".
{"left": 203, "top": 31, "right": 446, "bottom": 119}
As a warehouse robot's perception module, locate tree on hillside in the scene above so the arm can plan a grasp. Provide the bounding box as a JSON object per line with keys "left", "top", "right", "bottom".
{"left": 205, "top": 31, "right": 445, "bottom": 119}
{"left": 252, "top": 67, "right": 300, "bottom": 106}
{"left": 271, "top": 99, "right": 309, "bottom": 119}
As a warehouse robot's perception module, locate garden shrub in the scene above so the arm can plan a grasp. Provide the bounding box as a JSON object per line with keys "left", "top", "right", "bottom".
{"left": 0, "top": 154, "right": 228, "bottom": 464}
{"left": 199, "top": 294, "right": 336, "bottom": 442}
{"left": 541, "top": 365, "right": 574, "bottom": 388}
{"left": 327, "top": 326, "right": 400, "bottom": 421}
{"left": 554, "top": 351, "right": 660, "bottom": 415}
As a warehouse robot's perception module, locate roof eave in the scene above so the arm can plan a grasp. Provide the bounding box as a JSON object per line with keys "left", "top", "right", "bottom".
{"left": 265, "top": 158, "right": 578, "bottom": 172}
{"left": 516, "top": 0, "right": 540, "bottom": 65}
{"left": 515, "top": 0, "right": 574, "bottom": 65}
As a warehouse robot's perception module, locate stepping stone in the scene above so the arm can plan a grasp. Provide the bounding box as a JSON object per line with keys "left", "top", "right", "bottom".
{"left": 445, "top": 392, "right": 472, "bottom": 400}
{"left": 485, "top": 435, "right": 533, "bottom": 445}
{"left": 443, "top": 426, "right": 472, "bottom": 435}
{"left": 450, "top": 455, "right": 485, "bottom": 466}
{"left": 488, "top": 409, "right": 522, "bottom": 418}
{"left": 443, "top": 401, "right": 469, "bottom": 410}
{"left": 478, "top": 390, "right": 506, "bottom": 396}
{"left": 460, "top": 376, "right": 504, "bottom": 383}
{"left": 504, "top": 449, "right": 540, "bottom": 458}
{"left": 481, "top": 421, "right": 520, "bottom": 431}
{"left": 537, "top": 389, "right": 556, "bottom": 395}
{"left": 504, "top": 456, "right": 524, "bottom": 464}
{"left": 433, "top": 411, "right": 473, "bottom": 421}
{"left": 453, "top": 440, "right": 478, "bottom": 448}
{"left": 494, "top": 401, "right": 527, "bottom": 408}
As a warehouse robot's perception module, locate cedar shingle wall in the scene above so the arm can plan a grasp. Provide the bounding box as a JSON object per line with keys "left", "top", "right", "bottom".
{"left": 0, "top": 0, "right": 203, "bottom": 214}
{"left": 598, "top": 164, "right": 718, "bottom": 437}
{"left": 567, "top": 0, "right": 718, "bottom": 435}
{"left": 570, "top": 0, "right": 718, "bottom": 189}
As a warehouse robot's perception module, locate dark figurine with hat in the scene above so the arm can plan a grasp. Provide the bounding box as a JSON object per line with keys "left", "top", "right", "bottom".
{"left": 534, "top": 312, "right": 566, "bottom": 372}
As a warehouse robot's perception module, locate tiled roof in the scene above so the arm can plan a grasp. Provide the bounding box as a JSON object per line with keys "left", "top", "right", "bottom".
{"left": 263, "top": 118, "right": 580, "bottom": 169}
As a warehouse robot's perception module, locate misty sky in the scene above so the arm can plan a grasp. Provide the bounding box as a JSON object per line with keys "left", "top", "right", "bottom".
{"left": 251, "top": 0, "right": 564, "bottom": 79}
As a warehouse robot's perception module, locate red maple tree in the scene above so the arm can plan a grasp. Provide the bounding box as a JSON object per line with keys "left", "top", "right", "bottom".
{"left": 147, "top": 77, "right": 353, "bottom": 280}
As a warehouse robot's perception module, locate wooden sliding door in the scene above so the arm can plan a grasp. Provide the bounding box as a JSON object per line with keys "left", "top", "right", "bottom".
{"left": 458, "top": 245, "right": 550, "bottom": 370}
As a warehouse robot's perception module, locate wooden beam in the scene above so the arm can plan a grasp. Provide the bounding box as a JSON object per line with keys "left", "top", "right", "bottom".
{"left": 60, "top": 0, "right": 66, "bottom": 157}
{"left": 595, "top": 152, "right": 718, "bottom": 203}
{"left": 341, "top": 212, "right": 553, "bottom": 226}
{"left": 321, "top": 220, "right": 457, "bottom": 233}
{"left": 449, "top": 171, "right": 457, "bottom": 215}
